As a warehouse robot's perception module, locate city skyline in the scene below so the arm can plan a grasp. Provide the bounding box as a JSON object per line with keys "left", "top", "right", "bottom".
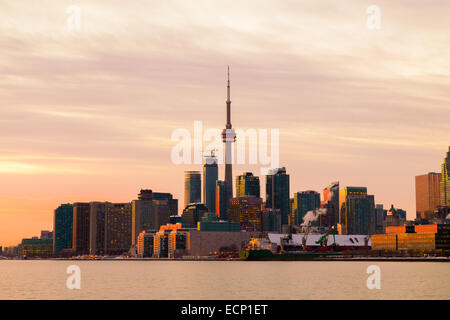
{"left": 2, "top": 145, "right": 449, "bottom": 247}
{"left": 1, "top": 1, "right": 450, "bottom": 245}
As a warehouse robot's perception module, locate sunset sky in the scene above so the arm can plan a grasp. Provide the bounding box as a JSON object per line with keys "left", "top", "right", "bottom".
{"left": 1, "top": 1, "right": 449, "bottom": 245}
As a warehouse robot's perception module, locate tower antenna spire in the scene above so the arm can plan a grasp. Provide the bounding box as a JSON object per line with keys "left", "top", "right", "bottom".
{"left": 227, "top": 65, "right": 231, "bottom": 103}
{"left": 226, "top": 66, "right": 231, "bottom": 128}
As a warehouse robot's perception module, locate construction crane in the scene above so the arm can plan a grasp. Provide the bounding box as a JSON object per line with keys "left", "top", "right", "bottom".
{"left": 204, "top": 149, "right": 218, "bottom": 165}
{"left": 315, "top": 226, "right": 337, "bottom": 247}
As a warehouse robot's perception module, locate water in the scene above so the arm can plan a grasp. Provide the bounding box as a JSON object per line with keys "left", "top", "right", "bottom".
{"left": 0, "top": 260, "right": 449, "bottom": 300}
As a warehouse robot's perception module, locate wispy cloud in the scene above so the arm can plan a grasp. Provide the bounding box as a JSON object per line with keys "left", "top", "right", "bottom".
{"left": 0, "top": 161, "right": 92, "bottom": 174}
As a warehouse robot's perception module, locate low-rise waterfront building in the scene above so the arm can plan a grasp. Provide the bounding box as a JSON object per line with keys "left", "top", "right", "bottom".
{"left": 189, "top": 230, "right": 260, "bottom": 256}
{"left": 18, "top": 237, "right": 53, "bottom": 258}
{"left": 137, "top": 230, "right": 157, "bottom": 258}
{"left": 371, "top": 224, "right": 450, "bottom": 251}
{"left": 3, "top": 246, "right": 19, "bottom": 257}
{"left": 168, "top": 228, "right": 190, "bottom": 259}
{"left": 153, "top": 222, "right": 260, "bottom": 258}
{"left": 154, "top": 230, "right": 170, "bottom": 258}
{"left": 154, "top": 223, "right": 191, "bottom": 258}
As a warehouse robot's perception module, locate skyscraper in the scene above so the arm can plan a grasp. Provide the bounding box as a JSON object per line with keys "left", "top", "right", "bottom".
{"left": 415, "top": 172, "right": 442, "bottom": 219}
{"left": 53, "top": 203, "right": 73, "bottom": 255}
{"left": 266, "top": 167, "right": 290, "bottom": 226}
{"left": 132, "top": 191, "right": 153, "bottom": 246}
{"left": 72, "top": 202, "right": 90, "bottom": 255}
{"left": 216, "top": 180, "right": 228, "bottom": 219}
{"left": 262, "top": 208, "right": 282, "bottom": 233}
{"left": 236, "top": 172, "right": 260, "bottom": 198}
{"left": 229, "top": 196, "right": 263, "bottom": 232}
{"left": 153, "top": 191, "right": 178, "bottom": 213}
{"left": 203, "top": 152, "right": 218, "bottom": 213}
{"left": 292, "top": 191, "right": 321, "bottom": 226}
{"left": 132, "top": 189, "right": 178, "bottom": 245}
{"left": 87, "top": 200, "right": 145, "bottom": 255}
{"left": 339, "top": 187, "right": 376, "bottom": 235}
{"left": 321, "top": 181, "right": 340, "bottom": 226}
{"left": 441, "top": 146, "right": 450, "bottom": 207}
{"left": 374, "top": 204, "right": 386, "bottom": 234}
{"left": 104, "top": 202, "right": 132, "bottom": 255}
{"left": 222, "top": 66, "right": 236, "bottom": 214}
{"left": 89, "top": 202, "right": 107, "bottom": 255}
{"left": 181, "top": 203, "right": 209, "bottom": 228}
{"left": 184, "top": 171, "right": 201, "bottom": 207}
{"left": 153, "top": 197, "right": 176, "bottom": 227}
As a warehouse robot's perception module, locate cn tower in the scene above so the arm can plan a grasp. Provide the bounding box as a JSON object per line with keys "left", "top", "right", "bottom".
{"left": 222, "top": 66, "right": 236, "bottom": 210}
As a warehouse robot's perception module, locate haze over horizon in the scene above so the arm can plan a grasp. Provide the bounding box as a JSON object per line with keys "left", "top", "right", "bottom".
{"left": 1, "top": 0, "right": 450, "bottom": 246}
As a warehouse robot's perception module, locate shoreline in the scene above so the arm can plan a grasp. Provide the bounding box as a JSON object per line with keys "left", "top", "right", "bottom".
{"left": 2, "top": 257, "right": 450, "bottom": 262}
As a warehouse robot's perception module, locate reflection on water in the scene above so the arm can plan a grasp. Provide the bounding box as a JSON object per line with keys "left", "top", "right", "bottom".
{"left": 0, "top": 260, "right": 449, "bottom": 300}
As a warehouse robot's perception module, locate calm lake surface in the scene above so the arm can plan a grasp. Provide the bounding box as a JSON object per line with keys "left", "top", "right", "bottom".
{"left": 0, "top": 260, "right": 449, "bottom": 300}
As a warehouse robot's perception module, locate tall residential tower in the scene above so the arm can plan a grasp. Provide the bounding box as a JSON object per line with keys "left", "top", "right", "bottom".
{"left": 266, "top": 167, "right": 290, "bottom": 226}
{"left": 292, "top": 191, "right": 321, "bottom": 226}
{"left": 203, "top": 151, "right": 218, "bottom": 213}
{"left": 321, "top": 181, "right": 340, "bottom": 227}
{"left": 415, "top": 172, "right": 442, "bottom": 219}
{"left": 184, "top": 171, "right": 201, "bottom": 207}
{"left": 236, "top": 172, "right": 260, "bottom": 198}
{"left": 53, "top": 203, "right": 73, "bottom": 255}
{"left": 339, "top": 187, "right": 376, "bottom": 235}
